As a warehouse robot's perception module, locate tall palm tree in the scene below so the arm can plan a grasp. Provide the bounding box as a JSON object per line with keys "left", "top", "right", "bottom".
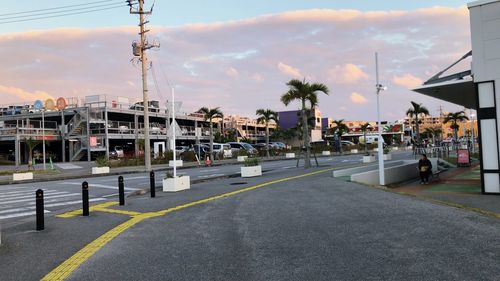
{"left": 406, "top": 101, "right": 429, "bottom": 144}
{"left": 331, "top": 119, "right": 349, "bottom": 154}
{"left": 443, "top": 111, "right": 469, "bottom": 141}
{"left": 256, "top": 109, "right": 278, "bottom": 158}
{"left": 360, "top": 122, "right": 371, "bottom": 155}
{"left": 281, "top": 79, "right": 329, "bottom": 168}
{"left": 198, "top": 107, "right": 223, "bottom": 161}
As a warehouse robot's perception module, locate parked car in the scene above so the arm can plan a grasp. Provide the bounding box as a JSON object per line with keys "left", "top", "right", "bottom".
{"left": 341, "top": 140, "right": 356, "bottom": 147}
{"left": 129, "top": 100, "right": 160, "bottom": 113}
{"left": 270, "top": 142, "right": 289, "bottom": 150}
{"left": 212, "top": 143, "right": 232, "bottom": 158}
{"left": 227, "top": 142, "right": 258, "bottom": 155}
{"left": 183, "top": 144, "right": 209, "bottom": 159}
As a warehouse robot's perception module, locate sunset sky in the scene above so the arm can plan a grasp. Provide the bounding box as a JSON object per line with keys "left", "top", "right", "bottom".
{"left": 0, "top": 0, "right": 472, "bottom": 121}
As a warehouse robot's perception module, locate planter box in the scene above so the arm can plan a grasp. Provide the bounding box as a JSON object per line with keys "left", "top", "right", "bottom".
{"left": 322, "top": 151, "right": 331, "bottom": 156}
{"left": 373, "top": 148, "right": 379, "bottom": 152}
{"left": 383, "top": 154, "right": 392, "bottom": 160}
{"left": 92, "top": 166, "right": 110, "bottom": 175}
{"left": 12, "top": 172, "right": 33, "bottom": 181}
{"left": 350, "top": 149, "right": 359, "bottom": 154}
{"left": 163, "top": 176, "right": 191, "bottom": 192}
{"left": 392, "top": 147, "right": 399, "bottom": 151}
{"left": 241, "top": 165, "right": 262, "bottom": 177}
{"left": 285, "top": 153, "right": 296, "bottom": 158}
{"left": 237, "top": 156, "right": 248, "bottom": 162}
{"left": 169, "top": 160, "right": 183, "bottom": 167}
{"left": 363, "top": 156, "right": 376, "bottom": 163}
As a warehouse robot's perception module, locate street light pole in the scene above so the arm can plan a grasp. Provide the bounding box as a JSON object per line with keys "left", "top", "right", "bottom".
{"left": 42, "top": 110, "right": 46, "bottom": 170}
{"left": 375, "top": 53, "right": 386, "bottom": 186}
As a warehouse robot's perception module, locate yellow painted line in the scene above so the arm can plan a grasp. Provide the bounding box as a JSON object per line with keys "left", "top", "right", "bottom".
{"left": 93, "top": 207, "right": 142, "bottom": 216}
{"left": 56, "top": 202, "right": 119, "bottom": 218}
{"left": 42, "top": 167, "right": 336, "bottom": 280}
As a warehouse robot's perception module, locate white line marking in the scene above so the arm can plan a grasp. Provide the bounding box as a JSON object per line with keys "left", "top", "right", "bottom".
{"left": 0, "top": 210, "right": 50, "bottom": 220}
{"left": 200, "top": 169, "right": 220, "bottom": 173}
{"left": 197, "top": 173, "right": 225, "bottom": 178}
{"left": 124, "top": 176, "right": 147, "bottom": 180}
{"left": 60, "top": 182, "right": 139, "bottom": 191}
{"left": 0, "top": 194, "right": 79, "bottom": 205}
{"left": 281, "top": 166, "right": 294, "bottom": 169}
{"left": 0, "top": 191, "right": 68, "bottom": 202}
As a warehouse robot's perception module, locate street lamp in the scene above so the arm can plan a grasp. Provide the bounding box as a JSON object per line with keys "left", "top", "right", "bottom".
{"left": 375, "top": 52, "right": 387, "bottom": 185}
{"left": 470, "top": 112, "right": 476, "bottom": 154}
{"left": 42, "top": 109, "right": 46, "bottom": 170}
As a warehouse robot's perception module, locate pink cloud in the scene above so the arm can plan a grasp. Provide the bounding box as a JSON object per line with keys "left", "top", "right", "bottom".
{"left": 0, "top": 7, "right": 470, "bottom": 120}
{"left": 392, "top": 74, "right": 424, "bottom": 89}
{"left": 350, "top": 92, "right": 368, "bottom": 104}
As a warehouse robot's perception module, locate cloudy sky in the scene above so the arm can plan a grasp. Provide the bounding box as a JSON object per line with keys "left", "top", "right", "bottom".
{"left": 0, "top": 0, "right": 472, "bottom": 121}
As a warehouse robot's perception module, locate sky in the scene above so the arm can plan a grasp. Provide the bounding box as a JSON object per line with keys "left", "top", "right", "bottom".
{"left": 0, "top": 0, "right": 473, "bottom": 121}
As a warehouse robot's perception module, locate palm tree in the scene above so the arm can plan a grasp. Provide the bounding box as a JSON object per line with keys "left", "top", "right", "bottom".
{"left": 281, "top": 79, "right": 329, "bottom": 168}
{"left": 331, "top": 119, "right": 349, "bottom": 154}
{"left": 443, "top": 111, "right": 469, "bottom": 142}
{"left": 406, "top": 101, "right": 429, "bottom": 144}
{"left": 198, "top": 107, "right": 223, "bottom": 161}
{"left": 256, "top": 109, "right": 278, "bottom": 158}
{"left": 423, "top": 127, "right": 443, "bottom": 145}
{"left": 25, "top": 137, "right": 41, "bottom": 170}
{"left": 360, "top": 122, "right": 371, "bottom": 155}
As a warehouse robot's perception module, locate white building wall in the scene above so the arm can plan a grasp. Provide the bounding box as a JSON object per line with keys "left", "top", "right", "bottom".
{"left": 469, "top": 0, "right": 500, "bottom": 194}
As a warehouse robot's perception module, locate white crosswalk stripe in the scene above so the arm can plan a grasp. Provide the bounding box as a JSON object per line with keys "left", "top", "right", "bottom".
{"left": 0, "top": 187, "right": 107, "bottom": 221}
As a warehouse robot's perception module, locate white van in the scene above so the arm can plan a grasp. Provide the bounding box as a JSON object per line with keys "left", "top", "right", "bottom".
{"left": 212, "top": 143, "right": 232, "bottom": 158}
{"left": 358, "top": 135, "right": 385, "bottom": 145}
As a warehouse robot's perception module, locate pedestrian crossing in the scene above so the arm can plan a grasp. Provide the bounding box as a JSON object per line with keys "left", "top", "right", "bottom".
{"left": 0, "top": 187, "right": 107, "bottom": 221}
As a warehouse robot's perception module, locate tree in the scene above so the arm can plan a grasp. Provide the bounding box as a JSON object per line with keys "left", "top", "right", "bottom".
{"left": 423, "top": 127, "right": 443, "bottom": 145}
{"left": 360, "top": 122, "right": 371, "bottom": 155}
{"left": 198, "top": 107, "right": 224, "bottom": 161}
{"left": 256, "top": 109, "right": 278, "bottom": 158}
{"left": 406, "top": 101, "right": 429, "bottom": 144}
{"left": 331, "top": 119, "right": 349, "bottom": 154}
{"left": 443, "top": 111, "right": 469, "bottom": 142}
{"left": 25, "top": 137, "right": 41, "bottom": 170}
{"left": 281, "top": 79, "right": 329, "bottom": 168}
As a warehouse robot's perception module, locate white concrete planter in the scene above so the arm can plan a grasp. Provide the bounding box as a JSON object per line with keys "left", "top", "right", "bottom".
{"left": 373, "top": 148, "right": 379, "bottom": 152}
{"left": 285, "top": 153, "right": 296, "bottom": 158}
{"left": 163, "top": 176, "right": 190, "bottom": 192}
{"left": 237, "top": 156, "right": 248, "bottom": 162}
{"left": 241, "top": 165, "right": 262, "bottom": 177}
{"left": 92, "top": 167, "right": 110, "bottom": 175}
{"left": 13, "top": 172, "right": 33, "bottom": 181}
{"left": 322, "top": 151, "right": 331, "bottom": 156}
{"left": 363, "top": 155, "right": 376, "bottom": 163}
{"left": 392, "top": 147, "right": 399, "bottom": 151}
{"left": 169, "top": 160, "right": 183, "bottom": 167}
{"left": 383, "top": 154, "right": 392, "bottom": 160}
{"left": 350, "top": 149, "right": 358, "bottom": 154}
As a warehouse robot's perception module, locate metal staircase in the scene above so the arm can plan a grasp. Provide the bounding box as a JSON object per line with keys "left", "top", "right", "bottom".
{"left": 67, "top": 108, "right": 89, "bottom": 161}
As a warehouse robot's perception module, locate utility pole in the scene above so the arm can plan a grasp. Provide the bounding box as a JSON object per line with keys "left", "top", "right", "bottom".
{"left": 129, "top": 0, "right": 158, "bottom": 171}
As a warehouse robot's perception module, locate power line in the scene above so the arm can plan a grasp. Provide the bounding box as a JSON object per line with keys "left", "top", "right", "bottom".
{"left": 0, "top": 4, "right": 130, "bottom": 25}
{"left": 0, "top": 0, "right": 126, "bottom": 17}
{"left": 0, "top": 2, "right": 132, "bottom": 20}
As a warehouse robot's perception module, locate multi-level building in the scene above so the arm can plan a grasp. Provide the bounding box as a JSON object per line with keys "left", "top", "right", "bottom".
{"left": 0, "top": 95, "right": 270, "bottom": 166}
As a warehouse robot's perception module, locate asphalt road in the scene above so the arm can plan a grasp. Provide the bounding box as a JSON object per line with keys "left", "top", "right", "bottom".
{"left": 0, "top": 151, "right": 415, "bottom": 226}
{"left": 59, "top": 167, "right": 500, "bottom": 281}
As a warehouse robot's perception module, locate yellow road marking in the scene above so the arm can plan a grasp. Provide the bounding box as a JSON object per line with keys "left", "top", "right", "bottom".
{"left": 56, "top": 202, "right": 119, "bottom": 218}
{"left": 42, "top": 168, "right": 335, "bottom": 280}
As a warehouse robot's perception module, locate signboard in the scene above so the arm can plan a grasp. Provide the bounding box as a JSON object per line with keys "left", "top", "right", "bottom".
{"left": 56, "top": 97, "right": 67, "bottom": 110}
{"left": 45, "top": 99, "right": 55, "bottom": 110}
{"left": 457, "top": 149, "right": 470, "bottom": 166}
{"left": 34, "top": 100, "right": 43, "bottom": 110}
{"left": 89, "top": 136, "right": 97, "bottom": 147}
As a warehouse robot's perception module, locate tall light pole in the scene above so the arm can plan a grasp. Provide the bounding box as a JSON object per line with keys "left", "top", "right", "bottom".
{"left": 42, "top": 110, "right": 46, "bottom": 170}
{"left": 375, "top": 53, "right": 387, "bottom": 185}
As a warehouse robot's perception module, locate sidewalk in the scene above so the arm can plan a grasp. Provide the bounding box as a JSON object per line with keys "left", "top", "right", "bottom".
{"left": 393, "top": 164, "right": 500, "bottom": 216}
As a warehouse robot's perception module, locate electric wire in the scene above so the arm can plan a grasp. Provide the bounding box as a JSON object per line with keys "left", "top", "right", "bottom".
{"left": 0, "top": 4, "right": 130, "bottom": 25}
{"left": 0, "top": 0, "right": 125, "bottom": 16}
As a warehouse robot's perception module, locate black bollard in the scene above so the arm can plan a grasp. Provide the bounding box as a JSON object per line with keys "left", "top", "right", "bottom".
{"left": 82, "top": 181, "right": 89, "bottom": 216}
{"left": 150, "top": 171, "right": 155, "bottom": 198}
{"left": 36, "top": 189, "right": 44, "bottom": 231}
{"left": 118, "top": 176, "right": 125, "bottom": 206}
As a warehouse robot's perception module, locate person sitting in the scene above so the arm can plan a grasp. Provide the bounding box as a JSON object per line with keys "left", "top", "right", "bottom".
{"left": 418, "top": 154, "right": 432, "bottom": 184}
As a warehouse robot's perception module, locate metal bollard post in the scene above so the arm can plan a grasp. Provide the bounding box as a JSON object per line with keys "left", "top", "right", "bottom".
{"left": 36, "top": 189, "right": 44, "bottom": 231}
{"left": 150, "top": 171, "right": 155, "bottom": 198}
{"left": 118, "top": 176, "right": 125, "bottom": 206}
{"left": 82, "top": 181, "right": 89, "bottom": 216}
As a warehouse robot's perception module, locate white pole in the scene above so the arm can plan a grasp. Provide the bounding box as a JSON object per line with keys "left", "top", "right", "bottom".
{"left": 375, "top": 52, "right": 385, "bottom": 185}
{"left": 42, "top": 110, "right": 46, "bottom": 170}
{"left": 172, "top": 87, "right": 176, "bottom": 178}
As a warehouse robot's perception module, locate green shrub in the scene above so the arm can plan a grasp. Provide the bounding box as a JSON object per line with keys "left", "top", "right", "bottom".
{"left": 181, "top": 151, "right": 198, "bottom": 162}
{"left": 95, "top": 155, "right": 109, "bottom": 167}
{"left": 244, "top": 157, "right": 260, "bottom": 167}
{"left": 238, "top": 149, "right": 249, "bottom": 156}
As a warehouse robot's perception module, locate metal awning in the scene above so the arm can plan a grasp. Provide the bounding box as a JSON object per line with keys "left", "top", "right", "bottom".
{"left": 412, "top": 78, "right": 476, "bottom": 109}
